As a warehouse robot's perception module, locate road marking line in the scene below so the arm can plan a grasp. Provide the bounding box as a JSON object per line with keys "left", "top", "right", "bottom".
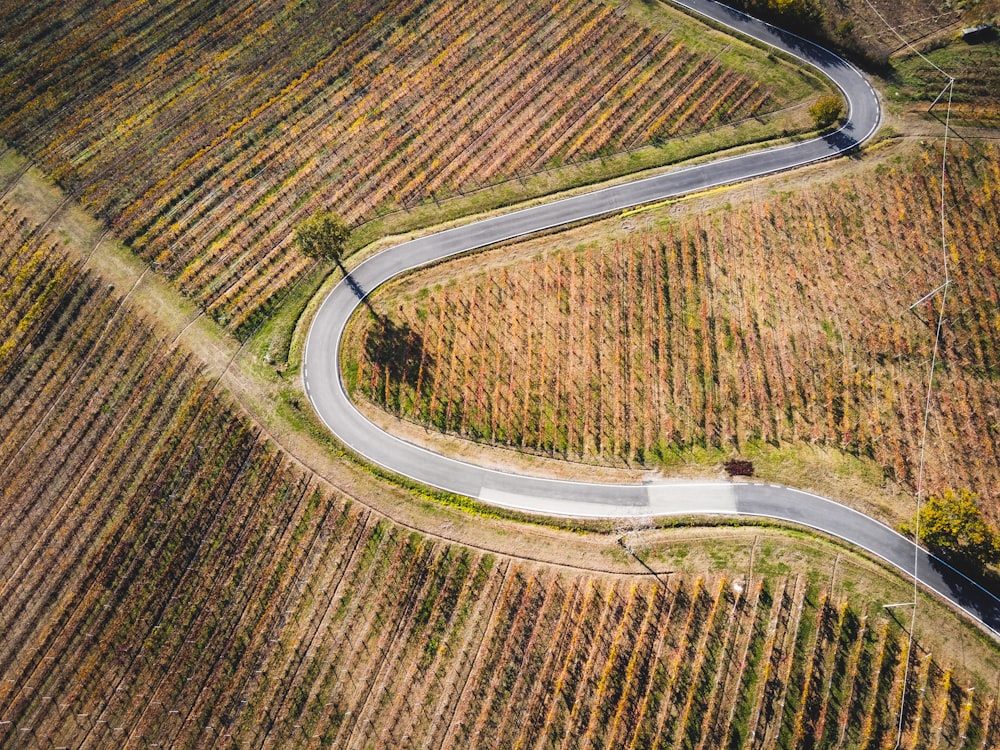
{"left": 646, "top": 484, "right": 737, "bottom": 513}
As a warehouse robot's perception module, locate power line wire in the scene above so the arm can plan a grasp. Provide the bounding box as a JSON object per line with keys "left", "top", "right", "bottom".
{"left": 857, "top": 1, "right": 958, "bottom": 746}
{"left": 868, "top": 27, "right": 954, "bottom": 750}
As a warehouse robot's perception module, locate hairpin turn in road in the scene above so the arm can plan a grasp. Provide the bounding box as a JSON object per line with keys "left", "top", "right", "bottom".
{"left": 303, "top": 0, "right": 1000, "bottom": 637}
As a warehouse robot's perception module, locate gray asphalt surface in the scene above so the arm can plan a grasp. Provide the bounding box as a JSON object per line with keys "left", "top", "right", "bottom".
{"left": 303, "top": 1, "right": 1000, "bottom": 637}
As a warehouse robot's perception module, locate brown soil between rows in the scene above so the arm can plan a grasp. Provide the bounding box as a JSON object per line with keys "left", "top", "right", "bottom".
{"left": 344, "top": 120, "right": 1000, "bottom": 528}
{"left": 4, "top": 114, "right": 1000, "bottom": 750}
{"left": 2, "top": 110, "right": 991, "bottom": 569}
{"left": 0, "top": 150, "right": 775, "bottom": 573}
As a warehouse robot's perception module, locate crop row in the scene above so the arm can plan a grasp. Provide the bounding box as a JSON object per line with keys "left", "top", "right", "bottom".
{"left": 351, "top": 142, "right": 1000, "bottom": 521}
{"left": 3, "top": 197, "right": 996, "bottom": 747}
{"left": 0, "top": 0, "right": 776, "bottom": 334}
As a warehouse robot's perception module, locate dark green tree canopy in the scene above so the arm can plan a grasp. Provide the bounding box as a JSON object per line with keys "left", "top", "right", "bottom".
{"left": 809, "top": 95, "right": 844, "bottom": 129}
{"left": 294, "top": 210, "right": 350, "bottom": 265}
{"left": 914, "top": 489, "right": 1000, "bottom": 569}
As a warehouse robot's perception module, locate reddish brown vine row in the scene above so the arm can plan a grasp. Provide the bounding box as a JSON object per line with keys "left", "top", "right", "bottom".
{"left": 351, "top": 142, "right": 1000, "bottom": 522}
{"left": 2, "top": 199, "right": 997, "bottom": 747}
{"left": 0, "top": 0, "right": 780, "bottom": 334}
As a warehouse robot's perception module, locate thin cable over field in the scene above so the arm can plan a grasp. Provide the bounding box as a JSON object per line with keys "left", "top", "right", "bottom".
{"left": 859, "top": 0, "right": 958, "bottom": 742}
{"left": 894, "top": 75, "right": 953, "bottom": 748}
{"left": 861, "top": 0, "right": 951, "bottom": 77}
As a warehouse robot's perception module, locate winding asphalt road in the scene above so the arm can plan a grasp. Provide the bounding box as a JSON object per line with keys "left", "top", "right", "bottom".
{"left": 303, "top": 0, "right": 1000, "bottom": 637}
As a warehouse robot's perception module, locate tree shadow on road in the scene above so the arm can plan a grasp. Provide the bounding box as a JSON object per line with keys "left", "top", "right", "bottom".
{"left": 342, "top": 271, "right": 382, "bottom": 321}
{"left": 924, "top": 554, "right": 1000, "bottom": 636}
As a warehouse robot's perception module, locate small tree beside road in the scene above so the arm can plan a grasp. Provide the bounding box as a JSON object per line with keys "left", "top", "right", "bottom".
{"left": 809, "top": 94, "right": 844, "bottom": 129}
{"left": 907, "top": 488, "right": 1000, "bottom": 570}
{"left": 294, "top": 210, "right": 350, "bottom": 269}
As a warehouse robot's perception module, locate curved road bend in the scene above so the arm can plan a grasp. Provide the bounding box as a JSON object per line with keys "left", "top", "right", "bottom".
{"left": 303, "top": 2, "right": 1000, "bottom": 636}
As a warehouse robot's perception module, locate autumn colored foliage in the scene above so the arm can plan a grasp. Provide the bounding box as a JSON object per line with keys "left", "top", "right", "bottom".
{"left": 809, "top": 94, "right": 844, "bottom": 128}
{"left": 350, "top": 143, "right": 1000, "bottom": 522}
{"left": 3, "top": 198, "right": 997, "bottom": 747}
{"left": 294, "top": 210, "right": 351, "bottom": 264}
{"left": 912, "top": 489, "right": 1000, "bottom": 568}
{"left": 0, "top": 0, "right": 778, "bottom": 335}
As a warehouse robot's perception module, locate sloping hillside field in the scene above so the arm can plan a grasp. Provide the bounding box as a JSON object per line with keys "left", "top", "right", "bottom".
{"left": 347, "top": 142, "right": 1000, "bottom": 526}
{"left": 0, "top": 0, "right": 809, "bottom": 335}
{"left": 0, "top": 207, "right": 998, "bottom": 747}
{"left": 1, "top": 163, "right": 999, "bottom": 747}
{"left": 3, "top": 0, "right": 1000, "bottom": 745}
